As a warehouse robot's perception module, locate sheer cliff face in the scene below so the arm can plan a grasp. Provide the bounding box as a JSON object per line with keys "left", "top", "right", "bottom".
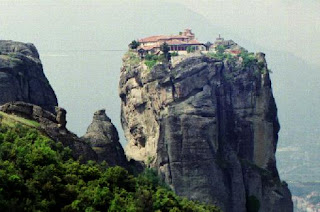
{"left": 0, "top": 40, "right": 57, "bottom": 113}
{"left": 119, "top": 52, "right": 293, "bottom": 212}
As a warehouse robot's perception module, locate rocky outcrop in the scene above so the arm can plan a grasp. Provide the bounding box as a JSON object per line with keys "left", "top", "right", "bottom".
{"left": 0, "top": 40, "right": 57, "bottom": 113}
{"left": 81, "top": 109, "right": 128, "bottom": 167}
{"left": 119, "top": 52, "right": 293, "bottom": 211}
{"left": 0, "top": 102, "right": 97, "bottom": 162}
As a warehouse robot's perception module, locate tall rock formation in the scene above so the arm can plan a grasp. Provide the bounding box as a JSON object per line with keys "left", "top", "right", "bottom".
{"left": 0, "top": 40, "right": 57, "bottom": 113}
{"left": 119, "top": 51, "right": 293, "bottom": 211}
{"left": 82, "top": 109, "right": 128, "bottom": 167}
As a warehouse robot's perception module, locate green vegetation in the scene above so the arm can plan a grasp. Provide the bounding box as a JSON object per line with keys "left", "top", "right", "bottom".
{"left": 125, "top": 51, "right": 140, "bottom": 67}
{"left": 215, "top": 45, "right": 226, "bottom": 55}
{"left": 160, "top": 42, "right": 171, "bottom": 61}
{"left": 207, "top": 45, "right": 229, "bottom": 60}
{"left": 0, "top": 117, "right": 221, "bottom": 212}
{"left": 239, "top": 51, "right": 256, "bottom": 68}
{"left": 129, "top": 40, "right": 140, "bottom": 50}
{"left": 186, "top": 46, "right": 195, "bottom": 53}
{"left": 144, "top": 54, "right": 159, "bottom": 70}
{"left": 0, "top": 111, "right": 40, "bottom": 128}
{"left": 171, "top": 51, "right": 179, "bottom": 57}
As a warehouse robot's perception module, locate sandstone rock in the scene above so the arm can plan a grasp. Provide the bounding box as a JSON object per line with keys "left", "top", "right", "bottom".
{"left": 119, "top": 53, "right": 293, "bottom": 211}
{"left": 0, "top": 40, "right": 57, "bottom": 113}
{"left": 0, "top": 102, "right": 97, "bottom": 162}
{"left": 82, "top": 109, "right": 128, "bottom": 167}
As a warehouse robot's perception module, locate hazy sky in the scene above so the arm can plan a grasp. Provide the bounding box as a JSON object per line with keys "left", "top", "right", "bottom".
{"left": 176, "top": 0, "right": 320, "bottom": 66}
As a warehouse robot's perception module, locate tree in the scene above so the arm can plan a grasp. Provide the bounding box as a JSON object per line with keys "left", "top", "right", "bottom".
{"left": 215, "top": 45, "right": 226, "bottom": 55}
{"left": 160, "top": 42, "right": 171, "bottom": 61}
{"left": 129, "top": 40, "right": 140, "bottom": 49}
{"left": 205, "top": 41, "right": 212, "bottom": 51}
{"left": 186, "top": 46, "right": 195, "bottom": 53}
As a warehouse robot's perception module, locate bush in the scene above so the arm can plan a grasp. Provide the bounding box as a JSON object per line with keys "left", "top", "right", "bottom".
{"left": 144, "top": 54, "right": 159, "bottom": 69}
{"left": 239, "top": 51, "right": 257, "bottom": 68}
{"left": 171, "top": 51, "right": 179, "bottom": 57}
{"left": 215, "top": 45, "right": 226, "bottom": 54}
{"left": 129, "top": 40, "right": 140, "bottom": 49}
{"left": 145, "top": 60, "right": 157, "bottom": 69}
{"left": 187, "top": 46, "right": 195, "bottom": 53}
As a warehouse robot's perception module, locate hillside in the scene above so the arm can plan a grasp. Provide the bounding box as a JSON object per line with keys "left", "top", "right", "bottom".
{"left": 0, "top": 110, "right": 221, "bottom": 211}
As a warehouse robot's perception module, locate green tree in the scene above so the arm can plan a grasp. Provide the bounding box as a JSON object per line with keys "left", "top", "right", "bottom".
{"left": 215, "top": 45, "right": 226, "bottom": 55}
{"left": 187, "top": 46, "right": 195, "bottom": 53}
{"left": 160, "top": 42, "right": 171, "bottom": 61}
{"left": 129, "top": 40, "right": 140, "bottom": 49}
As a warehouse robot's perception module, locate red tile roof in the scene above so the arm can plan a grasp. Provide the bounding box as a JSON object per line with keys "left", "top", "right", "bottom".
{"left": 138, "top": 44, "right": 160, "bottom": 51}
{"left": 166, "top": 39, "right": 186, "bottom": 45}
{"left": 187, "top": 40, "right": 203, "bottom": 45}
{"left": 139, "top": 35, "right": 189, "bottom": 43}
{"left": 139, "top": 35, "right": 166, "bottom": 43}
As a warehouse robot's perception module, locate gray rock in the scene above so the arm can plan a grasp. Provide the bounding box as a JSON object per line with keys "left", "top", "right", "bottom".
{"left": 0, "top": 102, "right": 97, "bottom": 162}
{"left": 55, "top": 107, "right": 67, "bottom": 128}
{"left": 82, "top": 109, "right": 128, "bottom": 167}
{"left": 0, "top": 40, "right": 57, "bottom": 113}
{"left": 119, "top": 53, "right": 293, "bottom": 211}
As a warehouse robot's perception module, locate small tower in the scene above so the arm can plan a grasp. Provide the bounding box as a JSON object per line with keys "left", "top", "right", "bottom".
{"left": 182, "top": 29, "right": 195, "bottom": 40}
{"left": 216, "top": 34, "right": 224, "bottom": 41}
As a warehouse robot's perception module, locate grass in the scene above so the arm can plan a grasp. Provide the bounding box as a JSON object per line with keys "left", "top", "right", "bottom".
{"left": 145, "top": 59, "right": 157, "bottom": 69}
{"left": 0, "top": 111, "right": 40, "bottom": 128}
{"left": 124, "top": 50, "right": 140, "bottom": 67}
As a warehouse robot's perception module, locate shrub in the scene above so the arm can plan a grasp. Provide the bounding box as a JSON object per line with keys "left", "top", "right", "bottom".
{"left": 171, "top": 51, "right": 179, "bottom": 57}
{"left": 144, "top": 54, "right": 159, "bottom": 69}
{"left": 239, "top": 51, "right": 257, "bottom": 68}
{"left": 187, "top": 46, "right": 195, "bottom": 53}
{"left": 129, "top": 40, "right": 140, "bottom": 49}
{"left": 215, "top": 45, "right": 226, "bottom": 54}
{"left": 145, "top": 60, "right": 157, "bottom": 69}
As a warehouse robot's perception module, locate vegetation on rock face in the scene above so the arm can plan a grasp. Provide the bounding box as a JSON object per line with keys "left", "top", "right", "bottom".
{"left": 186, "top": 46, "right": 195, "bottom": 53}
{"left": 170, "top": 51, "right": 178, "bottom": 57}
{"left": 160, "top": 42, "right": 171, "bottom": 61}
{"left": 124, "top": 51, "right": 140, "bottom": 67}
{"left": 239, "top": 51, "right": 256, "bottom": 68}
{"left": 0, "top": 116, "right": 220, "bottom": 212}
{"left": 129, "top": 40, "right": 140, "bottom": 50}
{"left": 144, "top": 54, "right": 159, "bottom": 70}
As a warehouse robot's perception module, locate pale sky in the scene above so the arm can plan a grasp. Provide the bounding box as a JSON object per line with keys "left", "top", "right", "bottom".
{"left": 175, "top": 0, "right": 320, "bottom": 66}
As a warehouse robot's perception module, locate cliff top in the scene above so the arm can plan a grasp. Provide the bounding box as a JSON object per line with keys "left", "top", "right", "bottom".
{"left": 0, "top": 40, "right": 40, "bottom": 63}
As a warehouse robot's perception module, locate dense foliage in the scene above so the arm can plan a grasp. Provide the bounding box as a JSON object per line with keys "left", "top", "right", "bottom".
{"left": 129, "top": 40, "right": 140, "bottom": 49}
{"left": 0, "top": 120, "right": 221, "bottom": 212}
